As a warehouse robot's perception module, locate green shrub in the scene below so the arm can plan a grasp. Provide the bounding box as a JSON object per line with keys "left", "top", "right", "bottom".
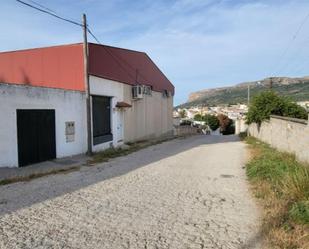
{"left": 194, "top": 113, "right": 203, "bottom": 121}
{"left": 203, "top": 114, "right": 219, "bottom": 131}
{"left": 245, "top": 137, "right": 309, "bottom": 247}
{"left": 246, "top": 91, "right": 307, "bottom": 124}
{"left": 238, "top": 131, "right": 247, "bottom": 140}
{"left": 289, "top": 201, "right": 309, "bottom": 225}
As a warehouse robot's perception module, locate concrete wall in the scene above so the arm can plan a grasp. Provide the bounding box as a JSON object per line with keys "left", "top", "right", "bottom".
{"left": 89, "top": 76, "right": 173, "bottom": 145}
{"left": 248, "top": 115, "right": 309, "bottom": 163}
{"left": 0, "top": 77, "right": 174, "bottom": 167}
{"left": 89, "top": 76, "right": 124, "bottom": 152}
{"left": 122, "top": 84, "right": 173, "bottom": 142}
{"left": 0, "top": 84, "right": 87, "bottom": 167}
{"left": 235, "top": 118, "right": 248, "bottom": 135}
{"left": 174, "top": 126, "right": 198, "bottom": 136}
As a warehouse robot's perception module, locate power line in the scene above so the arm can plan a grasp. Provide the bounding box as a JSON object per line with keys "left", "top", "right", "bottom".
{"left": 87, "top": 25, "right": 155, "bottom": 85}
{"left": 26, "top": 0, "right": 56, "bottom": 14}
{"left": 16, "top": 0, "right": 155, "bottom": 86}
{"left": 270, "top": 11, "right": 309, "bottom": 76}
{"left": 87, "top": 27, "right": 102, "bottom": 44}
{"left": 16, "top": 0, "right": 83, "bottom": 27}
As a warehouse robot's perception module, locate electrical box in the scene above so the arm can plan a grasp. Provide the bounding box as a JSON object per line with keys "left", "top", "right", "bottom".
{"left": 65, "top": 121, "right": 75, "bottom": 143}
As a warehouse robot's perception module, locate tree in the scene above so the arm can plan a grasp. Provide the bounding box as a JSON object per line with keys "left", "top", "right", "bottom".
{"left": 179, "top": 109, "right": 186, "bottom": 118}
{"left": 217, "top": 114, "right": 233, "bottom": 134}
{"left": 246, "top": 91, "right": 308, "bottom": 125}
{"left": 204, "top": 114, "right": 219, "bottom": 131}
{"left": 194, "top": 113, "right": 203, "bottom": 121}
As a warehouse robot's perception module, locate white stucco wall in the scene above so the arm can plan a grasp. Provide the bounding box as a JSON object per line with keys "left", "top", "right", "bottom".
{"left": 122, "top": 84, "right": 174, "bottom": 142}
{"left": 235, "top": 118, "right": 248, "bottom": 134}
{"left": 89, "top": 76, "right": 124, "bottom": 152}
{"left": 248, "top": 115, "right": 309, "bottom": 163}
{"left": 0, "top": 77, "right": 174, "bottom": 167}
{"left": 89, "top": 76, "right": 174, "bottom": 145}
{"left": 0, "top": 84, "right": 87, "bottom": 168}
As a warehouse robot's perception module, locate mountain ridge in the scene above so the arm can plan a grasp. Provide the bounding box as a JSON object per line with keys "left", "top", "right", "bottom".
{"left": 177, "top": 77, "right": 309, "bottom": 108}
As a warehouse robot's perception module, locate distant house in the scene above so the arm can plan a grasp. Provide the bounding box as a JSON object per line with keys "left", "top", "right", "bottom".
{"left": 0, "top": 43, "right": 174, "bottom": 167}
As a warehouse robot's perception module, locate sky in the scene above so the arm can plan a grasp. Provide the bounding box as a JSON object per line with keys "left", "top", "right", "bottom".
{"left": 1, "top": 0, "right": 309, "bottom": 105}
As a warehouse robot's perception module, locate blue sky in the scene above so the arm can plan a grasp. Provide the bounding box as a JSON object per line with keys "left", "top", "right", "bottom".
{"left": 1, "top": 0, "right": 309, "bottom": 105}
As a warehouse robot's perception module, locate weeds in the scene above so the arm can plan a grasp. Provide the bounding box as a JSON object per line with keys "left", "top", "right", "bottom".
{"left": 245, "top": 137, "right": 309, "bottom": 248}
{"left": 0, "top": 166, "right": 80, "bottom": 186}
{"left": 0, "top": 136, "right": 179, "bottom": 186}
{"left": 89, "top": 136, "right": 178, "bottom": 164}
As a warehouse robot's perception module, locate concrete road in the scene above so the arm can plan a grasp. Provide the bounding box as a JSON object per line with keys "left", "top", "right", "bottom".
{"left": 0, "top": 135, "right": 261, "bottom": 249}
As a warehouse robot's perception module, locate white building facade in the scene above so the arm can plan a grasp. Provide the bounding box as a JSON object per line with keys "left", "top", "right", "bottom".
{"left": 0, "top": 43, "right": 174, "bottom": 168}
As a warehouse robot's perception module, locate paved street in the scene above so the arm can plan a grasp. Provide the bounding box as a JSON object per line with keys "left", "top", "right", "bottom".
{"left": 0, "top": 135, "right": 261, "bottom": 249}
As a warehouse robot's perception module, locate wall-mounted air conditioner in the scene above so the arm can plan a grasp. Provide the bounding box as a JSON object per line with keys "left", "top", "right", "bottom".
{"left": 162, "top": 90, "right": 171, "bottom": 98}
{"left": 143, "top": 85, "right": 152, "bottom": 96}
{"left": 132, "top": 85, "right": 144, "bottom": 99}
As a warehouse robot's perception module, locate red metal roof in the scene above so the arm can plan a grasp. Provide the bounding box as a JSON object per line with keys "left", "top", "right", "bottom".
{"left": 0, "top": 44, "right": 85, "bottom": 91}
{"left": 0, "top": 43, "right": 174, "bottom": 94}
{"left": 88, "top": 43, "right": 174, "bottom": 94}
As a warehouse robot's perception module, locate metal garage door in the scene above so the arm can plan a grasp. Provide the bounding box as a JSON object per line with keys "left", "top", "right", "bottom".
{"left": 17, "top": 110, "right": 56, "bottom": 167}
{"left": 92, "top": 96, "right": 113, "bottom": 145}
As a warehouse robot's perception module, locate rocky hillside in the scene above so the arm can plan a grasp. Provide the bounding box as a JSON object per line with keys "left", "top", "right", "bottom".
{"left": 179, "top": 77, "right": 309, "bottom": 108}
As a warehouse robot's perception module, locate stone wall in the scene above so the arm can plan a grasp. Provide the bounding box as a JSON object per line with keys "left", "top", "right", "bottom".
{"left": 248, "top": 115, "right": 309, "bottom": 163}
{"left": 174, "top": 126, "right": 199, "bottom": 136}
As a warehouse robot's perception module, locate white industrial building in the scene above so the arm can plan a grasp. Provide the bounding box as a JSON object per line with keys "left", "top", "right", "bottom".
{"left": 0, "top": 43, "right": 174, "bottom": 167}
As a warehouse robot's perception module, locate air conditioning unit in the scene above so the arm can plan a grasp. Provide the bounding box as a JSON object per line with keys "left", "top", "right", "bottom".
{"left": 143, "top": 85, "right": 152, "bottom": 96}
{"left": 162, "top": 90, "right": 171, "bottom": 98}
{"left": 132, "top": 85, "right": 144, "bottom": 99}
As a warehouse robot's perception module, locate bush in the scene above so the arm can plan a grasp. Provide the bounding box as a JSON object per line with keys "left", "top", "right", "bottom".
{"left": 246, "top": 91, "right": 308, "bottom": 124}
{"left": 246, "top": 137, "right": 309, "bottom": 248}
{"left": 221, "top": 123, "right": 235, "bottom": 135}
{"left": 203, "top": 114, "right": 219, "bottom": 131}
{"left": 194, "top": 113, "right": 203, "bottom": 121}
{"left": 217, "top": 114, "right": 234, "bottom": 135}
{"left": 238, "top": 131, "right": 247, "bottom": 140}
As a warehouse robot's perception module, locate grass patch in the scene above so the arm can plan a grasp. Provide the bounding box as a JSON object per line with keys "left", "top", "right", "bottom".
{"left": 0, "top": 166, "right": 80, "bottom": 186}
{"left": 238, "top": 131, "right": 248, "bottom": 140}
{"left": 0, "top": 136, "right": 180, "bottom": 186}
{"left": 245, "top": 137, "right": 309, "bottom": 249}
{"left": 89, "top": 136, "right": 179, "bottom": 164}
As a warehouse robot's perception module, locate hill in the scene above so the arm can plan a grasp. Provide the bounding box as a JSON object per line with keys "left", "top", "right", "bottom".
{"left": 177, "top": 77, "right": 309, "bottom": 108}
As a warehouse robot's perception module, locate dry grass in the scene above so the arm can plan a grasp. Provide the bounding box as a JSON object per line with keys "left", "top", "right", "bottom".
{"left": 88, "top": 135, "right": 180, "bottom": 165}
{"left": 0, "top": 166, "right": 80, "bottom": 186}
{"left": 0, "top": 136, "right": 181, "bottom": 186}
{"left": 245, "top": 137, "right": 309, "bottom": 249}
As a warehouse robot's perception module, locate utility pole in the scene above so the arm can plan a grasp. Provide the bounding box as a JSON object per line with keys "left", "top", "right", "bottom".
{"left": 83, "top": 13, "right": 92, "bottom": 155}
{"left": 269, "top": 77, "right": 273, "bottom": 89}
{"left": 247, "top": 84, "right": 250, "bottom": 105}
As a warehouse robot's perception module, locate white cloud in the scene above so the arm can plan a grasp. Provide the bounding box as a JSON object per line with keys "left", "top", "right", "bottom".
{"left": 1, "top": 0, "right": 309, "bottom": 104}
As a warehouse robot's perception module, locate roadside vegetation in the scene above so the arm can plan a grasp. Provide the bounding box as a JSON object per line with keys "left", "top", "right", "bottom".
{"left": 0, "top": 136, "right": 180, "bottom": 186}
{"left": 193, "top": 113, "right": 235, "bottom": 134}
{"left": 89, "top": 136, "right": 179, "bottom": 164}
{"left": 245, "top": 137, "right": 309, "bottom": 249}
{"left": 0, "top": 166, "right": 79, "bottom": 186}
{"left": 246, "top": 91, "right": 307, "bottom": 125}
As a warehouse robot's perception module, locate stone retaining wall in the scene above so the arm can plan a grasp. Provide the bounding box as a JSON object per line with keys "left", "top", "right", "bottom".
{"left": 174, "top": 126, "right": 199, "bottom": 136}
{"left": 248, "top": 115, "right": 309, "bottom": 163}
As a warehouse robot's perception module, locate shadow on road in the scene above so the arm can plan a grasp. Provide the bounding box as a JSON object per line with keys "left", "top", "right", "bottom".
{"left": 0, "top": 135, "right": 240, "bottom": 216}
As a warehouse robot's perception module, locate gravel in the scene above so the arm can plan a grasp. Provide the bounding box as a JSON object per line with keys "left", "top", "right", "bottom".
{"left": 0, "top": 135, "right": 261, "bottom": 249}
